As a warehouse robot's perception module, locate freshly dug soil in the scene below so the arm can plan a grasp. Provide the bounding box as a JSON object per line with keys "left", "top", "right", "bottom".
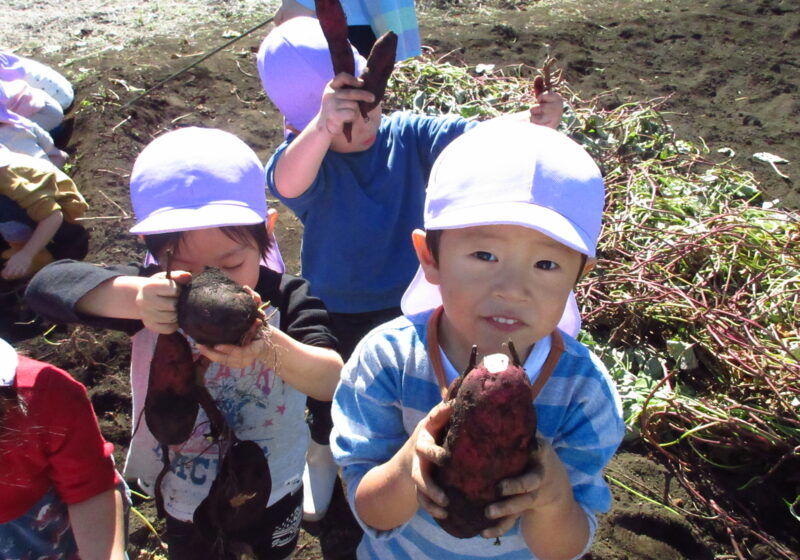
{"left": 3, "top": 0, "right": 798, "bottom": 558}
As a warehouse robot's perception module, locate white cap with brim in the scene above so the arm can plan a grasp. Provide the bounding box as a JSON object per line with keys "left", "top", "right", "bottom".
{"left": 401, "top": 122, "right": 605, "bottom": 337}
{"left": 257, "top": 16, "right": 367, "bottom": 132}
{"left": 129, "top": 127, "right": 285, "bottom": 273}
{"left": 0, "top": 338, "right": 18, "bottom": 387}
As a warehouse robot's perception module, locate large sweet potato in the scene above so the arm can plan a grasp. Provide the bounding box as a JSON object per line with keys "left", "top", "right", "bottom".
{"left": 145, "top": 332, "right": 199, "bottom": 445}
{"left": 434, "top": 344, "right": 538, "bottom": 539}
{"left": 193, "top": 439, "right": 272, "bottom": 552}
{"left": 177, "top": 267, "right": 261, "bottom": 347}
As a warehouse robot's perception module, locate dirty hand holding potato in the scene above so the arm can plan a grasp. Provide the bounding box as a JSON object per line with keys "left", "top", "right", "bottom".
{"left": 134, "top": 270, "right": 192, "bottom": 334}
{"left": 314, "top": 73, "right": 375, "bottom": 137}
{"left": 354, "top": 401, "right": 453, "bottom": 531}
{"left": 483, "top": 439, "right": 590, "bottom": 557}
{"left": 529, "top": 74, "right": 565, "bottom": 130}
{"left": 197, "top": 301, "right": 342, "bottom": 402}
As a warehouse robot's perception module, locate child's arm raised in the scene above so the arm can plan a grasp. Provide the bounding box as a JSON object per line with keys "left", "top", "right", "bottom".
{"left": 273, "top": 73, "right": 374, "bottom": 198}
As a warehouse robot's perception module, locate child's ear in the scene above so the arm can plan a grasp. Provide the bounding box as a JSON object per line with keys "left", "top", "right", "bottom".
{"left": 265, "top": 209, "right": 278, "bottom": 236}
{"left": 582, "top": 258, "right": 596, "bottom": 277}
{"left": 411, "top": 229, "right": 441, "bottom": 286}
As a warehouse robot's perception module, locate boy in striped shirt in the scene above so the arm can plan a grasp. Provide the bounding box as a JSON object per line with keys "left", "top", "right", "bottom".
{"left": 331, "top": 122, "right": 624, "bottom": 559}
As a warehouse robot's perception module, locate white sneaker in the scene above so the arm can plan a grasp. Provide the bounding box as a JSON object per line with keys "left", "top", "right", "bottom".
{"left": 302, "top": 440, "right": 338, "bottom": 522}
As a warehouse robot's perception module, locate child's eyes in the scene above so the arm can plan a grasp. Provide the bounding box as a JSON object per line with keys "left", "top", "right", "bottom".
{"left": 535, "top": 260, "right": 559, "bottom": 271}
{"left": 472, "top": 251, "right": 498, "bottom": 262}
{"left": 222, "top": 262, "right": 244, "bottom": 271}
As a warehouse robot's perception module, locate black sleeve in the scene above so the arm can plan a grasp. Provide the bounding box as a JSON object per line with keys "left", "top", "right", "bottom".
{"left": 24, "top": 259, "right": 148, "bottom": 335}
{"left": 256, "top": 268, "right": 339, "bottom": 352}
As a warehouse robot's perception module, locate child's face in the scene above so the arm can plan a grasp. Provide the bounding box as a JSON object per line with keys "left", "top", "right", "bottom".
{"left": 328, "top": 104, "right": 382, "bottom": 154}
{"left": 422, "top": 224, "right": 585, "bottom": 366}
{"left": 158, "top": 227, "right": 262, "bottom": 289}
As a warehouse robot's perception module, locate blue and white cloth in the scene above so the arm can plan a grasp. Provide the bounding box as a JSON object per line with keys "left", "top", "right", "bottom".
{"left": 331, "top": 309, "right": 625, "bottom": 559}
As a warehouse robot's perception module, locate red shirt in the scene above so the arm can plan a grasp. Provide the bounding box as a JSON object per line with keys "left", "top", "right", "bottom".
{"left": 0, "top": 356, "right": 119, "bottom": 523}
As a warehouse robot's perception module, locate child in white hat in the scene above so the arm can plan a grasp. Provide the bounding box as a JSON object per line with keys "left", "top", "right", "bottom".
{"left": 257, "top": 16, "right": 565, "bottom": 529}
{"left": 26, "top": 127, "right": 343, "bottom": 559}
{"left": 0, "top": 338, "right": 128, "bottom": 559}
{"left": 330, "top": 122, "right": 624, "bottom": 559}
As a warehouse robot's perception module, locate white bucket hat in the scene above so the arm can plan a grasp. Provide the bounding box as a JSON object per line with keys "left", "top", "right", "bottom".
{"left": 401, "top": 122, "right": 605, "bottom": 336}
{"left": 129, "top": 127, "right": 284, "bottom": 273}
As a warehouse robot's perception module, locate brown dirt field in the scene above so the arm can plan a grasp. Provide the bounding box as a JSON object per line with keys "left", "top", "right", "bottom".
{"left": 2, "top": 0, "right": 798, "bottom": 558}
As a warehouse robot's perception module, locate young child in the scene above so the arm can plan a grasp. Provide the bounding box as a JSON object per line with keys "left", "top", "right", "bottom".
{"left": 0, "top": 337, "right": 127, "bottom": 560}
{"left": 330, "top": 122, "right": 625, "bottom": 559}
{"left": 257, "top": 16, "right": 565, "bottom": 531}
{"left": 25, "top": 127, "right": 344, "bottom": 559}
{"left": 0, "top": 145, "right": 89, "bottom": 280}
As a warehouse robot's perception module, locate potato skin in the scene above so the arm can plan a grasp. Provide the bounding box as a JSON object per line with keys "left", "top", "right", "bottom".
{"left": 434, "top": 358, "right": 538, "bottom": 539}
{"left": 145, "top": 332, "right": 199, "bottom": 445}
{"left": 193, "top": 439, "right": 271, "bottom": 539}
{"left": 177, "top": 267, "right": 260, "bottom": 346}
{"left": 358, "top": 31, "right": 398, "bottom": 118}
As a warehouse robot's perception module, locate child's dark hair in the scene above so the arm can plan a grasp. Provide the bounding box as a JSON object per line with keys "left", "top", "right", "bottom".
{"left": 144, "top": 223, "right": 270, "bottom": 263}
{"left": 425, "top": 229, "right": 588, "bottom": 284}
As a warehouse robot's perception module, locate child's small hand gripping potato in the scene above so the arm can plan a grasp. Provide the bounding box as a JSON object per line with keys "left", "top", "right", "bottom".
{"left": 406, "top": 401, "right": 454, "bottom": 520}
{"left": 136, "top": 270, "right": 192, "bottom": 334}
{"left": 317, "top": 73, "right": 375, "bottom": 137}
{"left": 480, "top": 437, "right": 573, "bottom": 539}
{"left": 195, "top": 285, "right": 268, "bottom": 369}
{"left": 529, "top": 75, "right": 565, "bottom": 130}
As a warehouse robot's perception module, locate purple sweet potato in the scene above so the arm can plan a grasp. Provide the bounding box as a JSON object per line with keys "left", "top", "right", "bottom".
{"left": 177, "top": 267, "right": 261, "bottom": 347}
{"left": 316, "top": 0, "right": 354, "bottom": 142}
{"left": 358, "top": 31, "right": 398, "bottom": 118}
{"left": 145, "top": 332, "right": 199, "bottom": 445}
{"left": 193, "top": 439, "right": 271, "bottom": 542}
{"left": 434, "top": 344, "right": 538, "bottom": 539}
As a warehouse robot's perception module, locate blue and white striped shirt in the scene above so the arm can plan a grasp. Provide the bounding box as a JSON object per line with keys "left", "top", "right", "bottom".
{"left": 331, "top": 310, "right": 625, "bottom": 559}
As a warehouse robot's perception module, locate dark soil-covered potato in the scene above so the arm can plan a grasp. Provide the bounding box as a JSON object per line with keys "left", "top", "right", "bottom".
{"left": 177, "top": 267, "right": 261, "bottom": 346}
{"left": 434, "top": 351, "right": 538, "bottom": 539}
{"left": 193, "top": 439, "right": 272, "bottom": 540}
{"left": 145, "top": 332, "right": 199, "bottom": 445}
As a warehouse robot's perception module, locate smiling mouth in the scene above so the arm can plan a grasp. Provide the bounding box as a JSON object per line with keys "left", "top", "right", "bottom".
{"left": 488, "top": 316, "right": 523, "bottom": 330}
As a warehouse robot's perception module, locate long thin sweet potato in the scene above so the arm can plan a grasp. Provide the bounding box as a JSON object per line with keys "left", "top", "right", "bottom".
{"left": 358, "top": 31, "right": 398, "bottom": 118}
{"left": 316, "top": 0, "right": 354, "bottom": 141}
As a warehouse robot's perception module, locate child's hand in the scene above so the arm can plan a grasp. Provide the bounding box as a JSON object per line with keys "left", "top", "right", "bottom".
{"left": 316, "top": 73, "right": 375, "bottom": 137}
{"left": 135, "top": 270, "right": 191, "bottom": 334}
{"left": 529, "top": 75, "right": 564, "bottom": 130}
{"left": 480, "top": 438, "right": 573, "bottom": 539}
{"left": 196, "top": 323, "right": 271, "bottom": 369}
{"left": 196, "top": 285, "right": 270, "bottom": 368}
{"left": 404, "top": 401, "right": 453, "bottom": 519}
{"left": 2, "top": 250, "right": 34, "bottom": 280}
